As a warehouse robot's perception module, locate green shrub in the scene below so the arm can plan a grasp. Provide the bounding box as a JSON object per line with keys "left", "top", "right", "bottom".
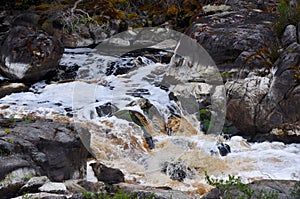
{"left": 205, "top": 172, "right": 279, "bottom": 199}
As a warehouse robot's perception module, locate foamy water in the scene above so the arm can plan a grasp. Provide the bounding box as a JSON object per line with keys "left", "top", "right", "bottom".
{"left": 0, "top": 47, "right": 299, "bottom": 197}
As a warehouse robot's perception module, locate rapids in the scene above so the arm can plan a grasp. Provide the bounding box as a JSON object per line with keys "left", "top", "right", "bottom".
{"left": 0, "top": 28, "right": 299, "bottom": 197}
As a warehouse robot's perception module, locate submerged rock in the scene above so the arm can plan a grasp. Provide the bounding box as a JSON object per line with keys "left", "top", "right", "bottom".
{"left": 95, "top": 102, "right": 119, "bottom": 117}
{"left": 0, "top": 26, "right": 63, "bottom": 82}
{"left": 161, "top": 161, "right": 194, "bottom": 182}
{"left": 210, "top": 141, "right": 231, "bottom": 156}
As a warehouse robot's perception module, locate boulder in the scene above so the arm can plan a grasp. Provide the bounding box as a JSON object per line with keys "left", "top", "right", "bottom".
{"left": 90, "top": 162, "right": 125, "bottom": 184}
{"left": 160, "top": 161, "right": 194, "bottom": 182}
{"left": 20, "top": 176, "right": 50, "bottom": 194}
{"left": 0, "top": 26, "right": 63, "bottom": 82}
{"left": 0, "top": 167, "right": 36, "bottom": 199}
{"left": 202, "top": 179, "right": 299, "bottom": 199}
{"left": 0, "top": 82, "right": 28, "bottom": 98}
{"left": 281, "top": 25, "right": 297, "bottom": 48}
{"left": 226, "top": 42, "right": 300, "bottom": 140}
{"left": 187, "top": 2, "right": 279, "bottom": 73}
{"left": 38, "top": 182, "right": 68, "bottom": 194}
{"left": 113, "top": 183, "right": 193, "bottom": 199}
{"left": 0, "top": 119, "right": 88, "bottom": 182}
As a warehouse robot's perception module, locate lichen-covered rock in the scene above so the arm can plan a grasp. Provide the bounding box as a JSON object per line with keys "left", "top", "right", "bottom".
{"left": 0, "top": 26, "right": 63, "bottom": 82}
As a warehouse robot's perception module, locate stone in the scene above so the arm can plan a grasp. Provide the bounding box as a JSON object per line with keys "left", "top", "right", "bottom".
{"left": 20, "top": 176, "right": 50, "bottom": 194}
{"left": 188, "top": 5, "right": 279, "bottom": 71}
{"left": 226, "top": 76, "right": 271, "bottom": 134}
{"left": 281, "top": 25, "right": 297, "bottom": 48}
{"left": 0, "top": 119, "right": 88, "bottom": 182}
{"left": 217, "top": 142, "right": 231, "bottom": 156}
{"left": 298, "top": 21, "right": 300, "bottom": 44}
{"left": 41, "top": 11, "right": 109, "bottom": 47}
{"left": 0, "top": 82, "right": 28, "bottom": 98}
{"left": 113, "top": 183, "right": 193, "bottom": 199}
{"left": 160, "top": 161, "right": 194, "bottom": 182}
{"left": 0, "top": 167, "right": 36, "bottom": 199}
{"left": 226, "top": 42, "right": 300, "bottom": 141}
{"left": 12, "top": 192, "right": 67, "bottom": 199}
{"left": 202, "top": 180, "right": 299, "bottom": 199}
{"left": 90, "top": 162, "right": 125, "bottom": 184}
{"left": 0, "top": 26, "right": 63, "bottom": 82}
{"left": 95, "top": 102, "right": 119, "bottom": 117}
{"left": 0, "top": 156, "right": 31, "bottom": 180}
{"left": 38, "top": 182, "right": 67, "bottom": 194}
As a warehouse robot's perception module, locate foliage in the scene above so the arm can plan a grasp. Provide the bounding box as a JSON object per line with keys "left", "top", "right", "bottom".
{"left": 199, "top": 109, "right": 211, "bottom": 120}
{"left": 275, "top": 0, "right": 300, "bottom": 36}
{"left": 205, "top": 172, "right": 279, "bottom": 199}
{"left": 0, "top": 148, "right": 11, "bottom": 156}
{"left": 291, "top": 181, "right": 300, "bottom": 198}
{"left": 4, "top": 128, "right": 11, "bottom": 134}
{"left": 8, "top": 115, "right": 16, "bottom": 123}
{"left": 82, "top": 189, "right": 155, "bottom": 199}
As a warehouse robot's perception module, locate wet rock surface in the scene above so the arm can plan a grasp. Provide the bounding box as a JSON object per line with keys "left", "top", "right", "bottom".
{"left": 91, "top": 162, "right": 125, "bottom": 184}
{"left": 0, "top": 26, "right": 63, "bottom": 82}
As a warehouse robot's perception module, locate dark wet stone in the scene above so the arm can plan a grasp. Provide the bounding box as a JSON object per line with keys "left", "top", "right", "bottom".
{"left": 161, "top": 161, "right": 194, "bottom": 182}
{"left": 91, "top": 162, "right": 125, "bottom": 184}
{"left": 0, "top": 26, "right": 63, "bottom": 82}
{"left": 216, "top": 142, "right": 231, "bottom": 156}
{"left": 126, "top": 88, "right": 151, "bottom": 97}
{"left": 95, "top": 102, "right": 119, "bottom": 117}
{"left": 0, "top": 82, "right": 29, "bottom": 98}
{"left": 144, "top": 136, "right": 155, "bottom": 150}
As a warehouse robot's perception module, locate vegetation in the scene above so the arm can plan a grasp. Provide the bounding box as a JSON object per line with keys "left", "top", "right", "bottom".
{"left": 275, "top": 0, "right": 300, "bottom": 36}
{"left": 82, "top": 189, "right": 155, "bottom": 199}
{"left": 291, "top": 181, "right": 300, "bottom": 198}
{"left": 205, "top": 172, "right": 279, "bottom": 199}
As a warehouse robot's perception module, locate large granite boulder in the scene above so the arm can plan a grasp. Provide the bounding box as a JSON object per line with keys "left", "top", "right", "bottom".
{"left": 226, "top": 41, "right": 299, "bottom": 140}
{"left": 187, "top": 1, "right": 299, "bottom": 140}
{"left": 0, "top": 119, "right": 88, "bottom": 183}
{"left": 187, "top": 1, "right": 279, "bottom": 73}
{"left": 0, "top": 26, "right": 63, "bottom": 82}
